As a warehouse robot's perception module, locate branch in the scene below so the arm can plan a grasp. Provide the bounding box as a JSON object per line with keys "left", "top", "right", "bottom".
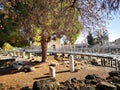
{"left": 70, "top": 0, "right": 77, "bottom": 7}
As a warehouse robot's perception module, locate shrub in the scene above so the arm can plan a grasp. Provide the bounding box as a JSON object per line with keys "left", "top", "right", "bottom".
{"left": 2, "top": 42, "right": 13, "bottom": 51}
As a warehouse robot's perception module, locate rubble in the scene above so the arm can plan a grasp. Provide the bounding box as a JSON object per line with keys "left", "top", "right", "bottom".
{"left": 32, "top": 71, "right": 120, "bottom": 90}
{"left": 32, "top": 78, "right": 60, "bottom": 90}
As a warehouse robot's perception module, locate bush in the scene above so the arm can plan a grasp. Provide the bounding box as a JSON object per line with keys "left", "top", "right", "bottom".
{"left": 2, "top": 42, "right": 13, "bottom": 51}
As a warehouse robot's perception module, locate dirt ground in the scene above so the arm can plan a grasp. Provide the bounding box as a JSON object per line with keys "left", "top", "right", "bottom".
{"left": 0, "top": 56, "right": 115, "bottom": 90}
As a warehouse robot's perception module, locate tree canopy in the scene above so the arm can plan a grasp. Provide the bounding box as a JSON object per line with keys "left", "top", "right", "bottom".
{"left": 0, "top": 0, "right": 83, "bottom": 61}
{"left": 0, "top": 0, "right": 119, "bottom": 44}
{"left": 0, "top": 1, "right": 30, "bottom": 47}
{"left": 0, "top": 0, "right": 119, "bottom": 62}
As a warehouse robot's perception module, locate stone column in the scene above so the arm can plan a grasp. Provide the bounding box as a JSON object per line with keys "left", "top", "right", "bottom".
{"left": 16, "top": 52, "right": 20, "bottom": 57}
{"left": 110, "top": 59, "right": 113, "bottom": 67}
{"left": 115, "top": 59, "right": 119, "bottom": 71}
{"left": 118, "top": 61, "right": 120, "bottom": 70}
{"left": 88, "top": 56, "right": 92, "bottom": 63}
{"left": 101, "top": 58, "right": 105, "bottom": 66}
{"left": 49, "top": 66, "right": 56, "bottom": 77}
{"left": 103, "top": 58, "right": 106, "bottom": 66}
{"left": 69, "top": 55, "right": 75, "bottom": 72}
{"left": 21, "top": 52, "right": 26, "bottom": 58}
{"left": 13, "top": 51, "right": 16, "bottom": 57}
{"left": 16, "top": 52, "right": 18, "bottom": 57}
{"left": 9, "top": 52, "right": 13, "bottom": 57}
{"left": 28, "top": 52, "right": 32, "bottom": 59}
{"left": 107, "top": 58, "right": 110, "bottom": 67}
{"left": 101, "top": 58, "right": 103, "bottom": 66}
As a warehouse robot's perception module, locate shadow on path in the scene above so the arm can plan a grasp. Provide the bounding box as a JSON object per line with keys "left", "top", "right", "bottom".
{"left": 33, "top": 70, "right": 70, "bottom": 80}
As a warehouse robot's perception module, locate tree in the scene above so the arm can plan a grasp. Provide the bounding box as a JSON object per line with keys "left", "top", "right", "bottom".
{"left": 87, "top": 31, "right": 94, "bottom": 46}
{"left": 0, "top": 2, "right": 17, "bottom": 46}
{"left": 96, "top": 30, "right": 109, "bottom": 45}
{"left": 87, "top": 30, "right": 109, "bottom": 46}
{"left": 5, "top": 0, "right": 82, "bottom": 62}
{"left": 1, "top": 0, "right": 119, "bottom": 62}
{"left": 0, "top": 1, "right": 29, "bottom": 47}
{"left": 31, "top": 0, "right": 82, "bottom": 62}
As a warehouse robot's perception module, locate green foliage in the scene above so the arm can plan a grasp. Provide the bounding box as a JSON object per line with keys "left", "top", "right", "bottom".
{"left": 71, "top": 33, "right": 80, "bottom": 44}
{"left": 31, "top": 25, "right": 41, "bottom": 45}
{"left": 68, "top": 22, "right": 83, "bottom": 43}
{"left": 12, "top": 35, "right": 29, "bottom": 47}
{"left": 0, "top": 18, "right": 17, "bottom": 41}
{"left": 87, "top": 30, "right": 109, "bottom": 46}
{"left": 14, "top": 2, "right": 29, "bottom": 14}
{"left": 1, "top": 0, "right": 83, "bottom": 62}
{"left": 29, "top": 0, "right": 82, "bottom": 43}
{"left": 2, "top": 42, "right": 13, "bottom": 51}
{"left": 0, "top": 1, "right": 30, "bottom": 47}
{"left": 0, "top": 18, "right": 29, "bottom": 47}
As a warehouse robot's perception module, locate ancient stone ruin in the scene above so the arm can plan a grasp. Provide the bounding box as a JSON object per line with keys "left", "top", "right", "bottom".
{"left": 32, "top": 71, "right": 120, "bottom": 90}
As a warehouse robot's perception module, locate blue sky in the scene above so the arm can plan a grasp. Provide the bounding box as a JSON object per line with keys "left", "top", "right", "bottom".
{"left": 107, "top": 15, "right": 120, "bottom": 42}
{"left": 76, "top": 15, "right": 120, "bottom": 44}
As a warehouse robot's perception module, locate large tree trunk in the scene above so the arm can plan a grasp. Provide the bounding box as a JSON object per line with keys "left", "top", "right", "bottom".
{"left": 41, "top": 31, "right": 47, "bottom": 62}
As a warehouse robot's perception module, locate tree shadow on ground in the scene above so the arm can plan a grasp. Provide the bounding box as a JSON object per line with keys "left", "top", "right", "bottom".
{"left": 33, "top": 70, "right": 70, "bottom": 80}
{"left": 33, "top": 75, "right": 50, "bottom": 80}
{"left": 0, "top": 67, "right": 22, "bottom": 76}
{"left": 44, "top": 70, "right": 70, "bottom": 75}
{"left": 20, "top": 86, "right": 32, "bottom": 90}
{"left": 0, "top": 61, "right": 43, "bottom": 76}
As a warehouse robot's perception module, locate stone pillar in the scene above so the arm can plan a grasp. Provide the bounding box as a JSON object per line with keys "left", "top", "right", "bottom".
{"left": 87, "top": 56, "right": 91, "bottom": 64}
{"left": 101, "top": 58, "right": 105, "bottom": 66}
{"left": 110, "top": 59, "right": 113, "bottom": 67}
{"left": 69, "top": 55, "right": 75, "bottom": 72}
{"left": 113, "top": 57, "right": 117, "bottom": 68}
{"left": 28, "top": 52, "right": 32, "bottom": 59}
{"left": 15, "top": 52, "right": 18, "bottom": 57}
{"left": 103, "top": 58, "right": 106, "bottom": 66}
{"left": 115, "top": 59, "right": 119, "bottom": 71}
{"left": 10, "top": 52, "right": 13, "bottom": 57}
{"left": 49, "top": 66, "right": 56, "bottom": 77}
{"left": 118, "top": 61, "right": 120, "bottom": 70}
{"left": 16, "top": 52, "right": 20, "bottom": 57}
{"left": 21, "top": 52, "right": 26, "bottom": 58}
{"left": 107, "top": 58, "right": 110, "bottom": 67}
{"left": 13, "top": 51, "right": 16, "bottom": 57}
{"left": 101, "top": 58, "right": 103, "bottom": 66}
